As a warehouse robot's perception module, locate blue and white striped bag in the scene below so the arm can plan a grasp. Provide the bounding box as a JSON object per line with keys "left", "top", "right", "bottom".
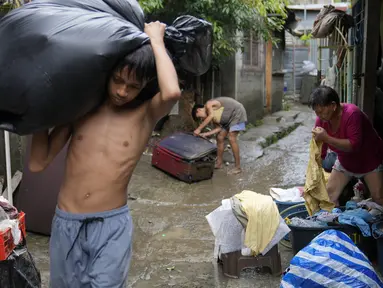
{"left": 281, "top": 229, "right": 383, "bottom": 288}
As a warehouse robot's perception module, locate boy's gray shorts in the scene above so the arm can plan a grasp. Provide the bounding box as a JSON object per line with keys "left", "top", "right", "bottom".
{"left": 49, "top": 205, "right": 133, "bottom": 288}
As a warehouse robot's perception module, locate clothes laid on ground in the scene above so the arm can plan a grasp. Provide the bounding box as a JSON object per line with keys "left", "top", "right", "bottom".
{"left": 212, "top": 97, "right": 248, "bottom": 130}
{"left": 234, "top": 190, "right": 280, "bottom": 255}
{"left": 316, "top": 103, "right": 383, "bottom": 174}
{"left": 281, "top": 230, "right": 383, "bottom": 288}
{"left": 304, "top": 137, "right": 335, "bottom": 216}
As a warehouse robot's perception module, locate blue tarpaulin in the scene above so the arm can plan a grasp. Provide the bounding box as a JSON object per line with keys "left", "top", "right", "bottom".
{"left": 281, "top": 229, "right": 383, "bottom": 288}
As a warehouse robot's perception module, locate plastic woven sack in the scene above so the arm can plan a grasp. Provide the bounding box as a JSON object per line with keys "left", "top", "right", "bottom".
{"left": 0, "top": 0, "right": 212, "bottom": 135}
{"left": 281, "top": 229, "right": 383, "bottom": 288}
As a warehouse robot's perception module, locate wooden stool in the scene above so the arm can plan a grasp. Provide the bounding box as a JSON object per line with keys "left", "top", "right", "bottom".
{"left": 218, "top": 245, "right": 282, "bottom": 278}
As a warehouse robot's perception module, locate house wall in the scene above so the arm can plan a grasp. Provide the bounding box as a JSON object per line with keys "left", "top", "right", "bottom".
{"left": 220, "top": 54, "right": 237, "bottom": 100}
{"left": 219, "top": 36, "right": 266, "bottom": 124}
{"left": 236, "top": 66, "right": 265, "bottom": 123}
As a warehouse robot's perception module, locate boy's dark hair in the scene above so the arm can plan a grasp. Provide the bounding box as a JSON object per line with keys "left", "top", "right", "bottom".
{"left": 309, "top": 86, "right": 340, "bottom": 109}
{"left": 192, "top": 104, "right": 204, "bottom": 121}
{"left": 115, "top": 44, "right": 157, "bottom": 85}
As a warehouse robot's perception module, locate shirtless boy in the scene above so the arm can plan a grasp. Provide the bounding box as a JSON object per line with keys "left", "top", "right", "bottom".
{"left": 29, "top": 22, "right": 181, "bottom": 287}
{"left": 192, "top": 97, "right": 247, "bottom": 174}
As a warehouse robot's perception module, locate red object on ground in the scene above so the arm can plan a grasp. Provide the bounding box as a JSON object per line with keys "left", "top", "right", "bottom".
{"left": 151, "top": 132, "right": 217, "bottom": 183}
{"left": 0, "top": 212, "right": 26, "bottom": 261}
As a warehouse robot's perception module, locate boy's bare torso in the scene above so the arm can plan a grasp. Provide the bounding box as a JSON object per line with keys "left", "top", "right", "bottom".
{"left": 58, "top": 101, "right": 154, "bottom": 214}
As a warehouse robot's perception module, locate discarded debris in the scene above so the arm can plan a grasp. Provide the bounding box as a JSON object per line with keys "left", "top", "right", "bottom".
{"left": 143, "top": 148, "right": 153, "bottom": 156}
{"left": 166, "top": 266, "right": 175, "bottom": 271}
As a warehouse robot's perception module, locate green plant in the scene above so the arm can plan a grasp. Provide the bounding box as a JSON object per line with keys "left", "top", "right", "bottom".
{"left": 300, "top": 33, "right": 313, "bottom": 41}
{"left": 139, "top": 0, "right": 289, "bottom": 65}
{"left": 283, "top": 101, "right": 290, "bottom": 111}
{"left": 255, "top": 120, "right": 264, "bottom": 126}
{"left": 300, "top": 33, "right": 313, "bottom": 46}
{"left": 0, "top": 3, "right": 13, "bottom": 12}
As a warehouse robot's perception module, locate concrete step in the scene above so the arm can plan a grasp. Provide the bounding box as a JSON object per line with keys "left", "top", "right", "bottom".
{"left": 225, "top": 114, "right": 302, "bottom": 163}
{"left": 272, "top": 110, "right": 300, "bottom": 122}
{"left": 262, "top": 116, "right": 282, "bottom": 125}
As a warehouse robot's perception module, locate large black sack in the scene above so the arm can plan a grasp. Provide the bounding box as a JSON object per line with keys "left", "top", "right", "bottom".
{"left": 0, "top": 240, "right": 41, "bottom": 288}
{"left": 0, "top": 0, "right": 212, "bottom": 135}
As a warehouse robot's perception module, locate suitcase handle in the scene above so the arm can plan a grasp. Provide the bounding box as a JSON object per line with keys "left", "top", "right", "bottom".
{"left": 184, "top": 131, "right": 210, "bottom": 142}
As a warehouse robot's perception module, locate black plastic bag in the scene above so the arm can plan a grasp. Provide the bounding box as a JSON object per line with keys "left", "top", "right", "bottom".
{"left": 0, "top": 246, "right": 41, "bottom": 288}
{"left": 0, "top": 0, "right": 212, "bottom": 135}
{"left": 165, "top": 15, "right": 213, "bottom": 76}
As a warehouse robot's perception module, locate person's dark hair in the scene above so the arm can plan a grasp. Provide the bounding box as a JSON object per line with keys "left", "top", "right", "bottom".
{"left": 309, "top": 86, "right": 340, "bottom": 109}
{"left": 192, "top": 104, "right": 204, "bottom": 121}
{"left": 115, "top": 44, "right": 157, "bottom": 85}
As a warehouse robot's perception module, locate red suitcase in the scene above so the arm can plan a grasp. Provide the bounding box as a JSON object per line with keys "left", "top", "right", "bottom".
{"left": 152, "top": 132, "right": 217, "bottom": 183}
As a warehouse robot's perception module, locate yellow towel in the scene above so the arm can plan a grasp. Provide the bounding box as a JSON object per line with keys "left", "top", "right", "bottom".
{"left": 304, "top": 137, "right": 335, "bottom": 215}
{"left": 234, "top": 190, "right": 280, "bottom": 255}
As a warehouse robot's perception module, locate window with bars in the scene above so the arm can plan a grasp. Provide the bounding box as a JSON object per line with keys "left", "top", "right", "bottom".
{"left": 243, "top": 32, "right": 261, "bottom": 68}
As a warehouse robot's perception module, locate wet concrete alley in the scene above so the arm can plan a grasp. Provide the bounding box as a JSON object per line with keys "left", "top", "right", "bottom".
{"left": 27, "top": 103, "right": 316, "bottom": 287}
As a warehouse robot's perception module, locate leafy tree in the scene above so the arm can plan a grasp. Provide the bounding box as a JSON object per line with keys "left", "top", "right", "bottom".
{"left": 139, "top": 0, "right": 289, "bottom": 64}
